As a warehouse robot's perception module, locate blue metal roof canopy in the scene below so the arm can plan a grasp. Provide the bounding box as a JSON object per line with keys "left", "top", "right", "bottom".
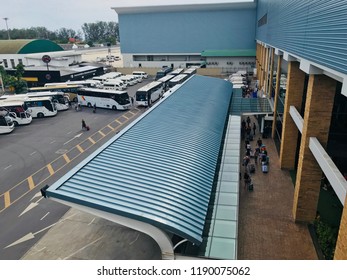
{"left": 44, "top": 75, "right": 232, "bottom": 245}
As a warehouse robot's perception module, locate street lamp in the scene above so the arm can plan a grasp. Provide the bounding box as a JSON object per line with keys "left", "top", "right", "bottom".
{"left": 3, "top": 17, "right": 11, "bottom": 40}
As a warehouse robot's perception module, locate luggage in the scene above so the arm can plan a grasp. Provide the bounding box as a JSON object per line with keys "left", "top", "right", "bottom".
{"left": 249, "top": 164, "right": 255, "bottom": 173}
{"left": 248, "top": 182, "right": 254, "bottom": 191}
{"left": 262, "top": 164, "right": 268, "bottom": 173}
{"left": 86, "top": 125, "right": 90, "bottom": 131}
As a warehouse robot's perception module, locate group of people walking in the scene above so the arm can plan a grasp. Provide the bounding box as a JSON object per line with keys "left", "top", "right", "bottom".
{"left": 241, "top": 115, "right": 270, "bottom": 192}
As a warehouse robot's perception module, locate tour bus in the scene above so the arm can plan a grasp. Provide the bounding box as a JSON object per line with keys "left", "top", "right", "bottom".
{"left": 0, "top": 94, "right": 57, "bottom": 118}
{"left": 168, "top": 74, "right": 189, "bottom": 88}
{"left": 44, "top": 80, "right": 102, "bottom": 88}
{"left": 170, "top": 68, "right": 185, "bottom": 76}
{"left": 77, "top": 88, "right": 132, "bottom": 111}
{"left": 183, "top": 67, "right": 197, "bottom": 76}
{"left": 0, "top": 100, "right": 32, "bottom": 126}
{"left": 27, "top": 91, "right": 69, "bottom": 111}
{"left": 31, "top": 84, "right": 82, "bottom": 102}
{"left": 157, "top": 74, "right": 175, "bottom": 91}
{"left": 135, "top": 81, "right": 163, "bottom": 107}
{"left": 155, "top": 67, "right": 173, "bottom": 80}
{"left": 0, "top": 112, "right": 15, "bottom": 134}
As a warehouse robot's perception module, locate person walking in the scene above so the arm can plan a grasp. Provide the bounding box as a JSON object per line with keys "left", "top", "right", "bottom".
{"left": 93, "top": 103, "right": 96, "bottom": 113}
{"left": 81, "top": 119, "right": 87, "bottom": 130}
{"left": 253, "top": 122, "right": 257, "bottom": 136}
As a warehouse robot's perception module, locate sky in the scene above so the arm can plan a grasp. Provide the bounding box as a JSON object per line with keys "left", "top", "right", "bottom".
{"left": 0, "top": 0, "right": 250, "bottom": 31}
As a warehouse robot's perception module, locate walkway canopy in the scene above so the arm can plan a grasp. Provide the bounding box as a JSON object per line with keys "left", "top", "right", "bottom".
{"left": 43, "top": 75, "right": 233, "bottom": 246}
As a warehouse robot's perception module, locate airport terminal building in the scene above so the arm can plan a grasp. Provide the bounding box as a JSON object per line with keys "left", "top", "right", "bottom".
{"left": 42, "top": 1, "right": 347, "bottom": 260}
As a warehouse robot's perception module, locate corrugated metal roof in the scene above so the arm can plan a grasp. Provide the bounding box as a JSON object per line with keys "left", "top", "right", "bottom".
{"left": 46, "top": 75, "right": 233, "bottom": 245}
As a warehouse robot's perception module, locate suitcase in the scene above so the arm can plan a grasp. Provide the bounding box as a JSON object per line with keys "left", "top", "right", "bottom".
{"left": 248, "top": 182, "right": 254, "bottom": 191}
{"left": 249, "top": 164, "right": 255, "bottom": 173}
{"left": 86, "top": 125, "right": 90, "bottom": 131}
{"left": 262, "top": 164, "right": 268, "bottom": 173}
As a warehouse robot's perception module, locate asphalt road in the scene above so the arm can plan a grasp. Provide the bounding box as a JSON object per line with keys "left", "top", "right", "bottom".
{"left": 0, "top": 79, "right": 150, "bottom": 259}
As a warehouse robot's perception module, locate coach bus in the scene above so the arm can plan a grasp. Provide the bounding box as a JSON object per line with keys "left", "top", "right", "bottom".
{"left": 135, "top": 81, "right": 164, "bottom": 107}
{"left": 168, "top": 74, "right": 189, "bottom": 88}
{"left": 0, "top": 100, "right": 32, "bottom": 126}
{"left": 77, "top": 88, "right": 131, "bottom": 111}
{"left": 27, "top": 92, "right": 69, "bottom": 111}
{"left": 0, "top": 112, "right": 15, "bottom": 134}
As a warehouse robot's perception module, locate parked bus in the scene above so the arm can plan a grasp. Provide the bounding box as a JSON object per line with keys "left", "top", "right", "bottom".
{"left": 0, "top": 100, "right": 32, "bottom": 126}
{"left": 155, "top": 67, "right": 172, "bottom": 80}
{"left": 0, "top": 112, "right": 15, "bottom": 134}
{"left": 23, "top": 96, "right": 58, "bottom": 118}
{"left": 26, "top": 91, "right": 69, "bottom": 111}
{"left": 157, "top": 74, "right": 175, "bottom": 91}
{"left": 168, "top": 74, "right": 189, "bottom": 88}
{"left": 135, "top": 81, "right": 163, "bottom": 107}
{"left": 170, "top": 68, "right": 185, "bottom": 76}
{"left": 183, "top": 67, "right": 197, "bottom": 76}
{"left": 77, "top": 88, "right": 132, "bottom": 110}
{"left": 30, "top": 84, "right": 82, "bottom": 102}
{"left": 44, "top": 80, "right": 102, "bottom": 88}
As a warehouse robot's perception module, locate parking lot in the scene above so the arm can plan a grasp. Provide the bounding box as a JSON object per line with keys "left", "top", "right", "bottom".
{"left": 0, "top": 77, "right": 155, "bottom": 259}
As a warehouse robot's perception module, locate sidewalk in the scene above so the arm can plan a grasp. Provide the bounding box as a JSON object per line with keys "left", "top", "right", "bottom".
{"left": 237, "top": 116, "right": 317, "bottom": 259}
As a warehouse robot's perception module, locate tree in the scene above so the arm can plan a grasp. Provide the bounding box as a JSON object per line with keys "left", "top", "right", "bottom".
{"left": 82, "top": 21, "right": 119, "bottom": 45}
{"left": 1, "top": 64, "right": 27, "bottom": 94}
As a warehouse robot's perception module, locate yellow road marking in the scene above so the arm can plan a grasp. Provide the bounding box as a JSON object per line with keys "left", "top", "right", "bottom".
{"left": 122, "top": 115, "right": 129, "bottom": 120}
{"left": 128, "top": 111, "right": 135, "bottom": 115}
{"left": 98, "top": 131, "right": 105, "bottom": 137}
{"left": 107, "top": 124, "right": 114, "bottom": 130}
{"left": 76, "top": 145, "right": 84, "bottom": 153}
{"left": 4, "top": 191, "right": 10, "bottom": 208}
{"left": 115, "top": 119, "right": 122, "bottom": 124}
{"left": 63, "top": 154, "right": 70, "bottom": 163}
{"left": 28, "top": 176, "right": 35, "bottom": 190}
{"left": 47, "top": 164, "right": 54, "bottom": 176}
{"left": 88, "top": 137, "right": 96, "bottom": 144}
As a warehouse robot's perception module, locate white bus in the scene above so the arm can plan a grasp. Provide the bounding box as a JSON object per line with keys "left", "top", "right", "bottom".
{"left": 77, "top": 88, "right": 132, "bottom": 111}
{"left": 135, "top": 81, "right": 164, "bottom": 107}
{"left": 26, "top": 91, "right": 69, "bottom": 111}
{"left": 157, "top": 74, "right": 175, "bottom": 91}
{"left": 183, "top": 67, "right": 197, "bottom": 76}
{"left": 0, "top": 100, "right": 32, "bottom": 126}
{"left": 170, "top": 68, "right": 185, "bottom": 76}
{"left": 0, "top": 112, "right": 15, "bottom": 134}
{"left": 23, "top": 96, "right": 58, "bottom": 118}
{"left": 44, "top": 80, "right": 102, "bottom": 88}
{"left": 0, "top": 95, "right": 58, "bottom": 118}
{"left": 30, "top": 84, "right": 82, "bottom": 102}
{"left": 168, "top": 74, "right": 189, "bottom": 88}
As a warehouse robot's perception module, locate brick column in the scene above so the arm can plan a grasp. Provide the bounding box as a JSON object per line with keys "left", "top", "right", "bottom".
{"left": 293, "top": 74, "right": 336, "bottom": 222}
{"left": 335, "top": 198, "right": 347, "bottom": 259}
{"left": 271, "top": 54, "right": 282, "bottom": 138}
{"left": 279, "top": 61, "right": 305, "bottom": 169}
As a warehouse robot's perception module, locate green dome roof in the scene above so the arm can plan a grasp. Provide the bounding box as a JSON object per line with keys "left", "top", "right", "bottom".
{"left": 0, "top": 39, "right": 63, "bottom": 54}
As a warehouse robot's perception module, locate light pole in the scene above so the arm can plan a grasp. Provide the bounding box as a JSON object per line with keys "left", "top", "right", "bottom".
{"left": 3, "top": 17, "right": 11, "bottom": 40}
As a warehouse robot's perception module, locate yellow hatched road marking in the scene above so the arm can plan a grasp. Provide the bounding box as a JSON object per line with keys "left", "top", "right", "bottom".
{"left": 115, "top": 119, "right": 122, "bottom": 124}
{"left": 107, "top": 124, "right": 114, "bottom": 130}
{"left": 122, "top": 115, "right": 129, "bottom": 120}
{"left": 28, "top": 176, "right": 35, "bottom": 190}
{"left": 88, "top": 137, "right": 96, "bottom": 144}
{"left": 76, "top": 145, "right": 84, "bottom": 153}
{"left": 63, "top": 154, "right": 70, "bottom": 163}
{"left": 98, "top": 131, "right": 105, "bottom": 137}
{"left": 4, "top": 191, "right": 10, "bottom": 208}
{"left": 128, "top": 110, "right": 135, "bottom": 115}
{"left": 47, "top": 164, "right": 54, "bottom": 176}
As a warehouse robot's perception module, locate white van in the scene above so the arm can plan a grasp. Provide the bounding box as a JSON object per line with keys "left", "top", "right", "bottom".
{"left": 132, "top": 71, "right": 148, "bottom": 79}
{"left": 120, "top": 75, "right": 137, "bottom": 86}
{"left": 103, "top": 79, "right": 127, "bottom": 91}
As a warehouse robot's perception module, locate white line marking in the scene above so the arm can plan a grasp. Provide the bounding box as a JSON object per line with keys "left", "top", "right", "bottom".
{"left": 30, "top": 151, "right": 37, "bottom": 156}
{"left": 67, "top": 131, "right": 72, "bottom": 135}
{"left": 50, "top": 140, "right": 56, "bottom": 144}
{"left": 4, "top": 165, "right": 12, "bottom": 170}
{"left": 63, "top": 237, "right": 103, "bottom": 260}
{"left": 88, "top": 218, "right": 95, "bottom": 226}
{"left": 40, "top": 212, "right": 50, "bottom": 221}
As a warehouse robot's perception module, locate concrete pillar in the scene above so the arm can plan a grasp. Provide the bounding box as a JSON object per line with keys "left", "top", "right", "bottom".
{"left": 279, "top": 61, "right": 305, "bottom": 169}
{"left": 264, "top": 47, "right": 270, "bottom": 95}
{"left": 271, "top": 55, "right": 282, "bottom": 139}
{"left": 293, "top": 74, "right": 336, "bottom": 222}
{"left": 335, "top": 198, "right": 347, "bottom": 259}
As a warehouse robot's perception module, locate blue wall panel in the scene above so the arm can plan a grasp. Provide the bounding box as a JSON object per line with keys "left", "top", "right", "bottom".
{"left": 256, "top": 0, "right": 347, "bottom": 74}
{"left": 119, "top": 9, "right": 256, "bottom": 53}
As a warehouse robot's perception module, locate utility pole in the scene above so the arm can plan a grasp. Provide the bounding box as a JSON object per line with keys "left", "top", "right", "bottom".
{"left": 3, "top": 17, "right": 11, "bottom": 40}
